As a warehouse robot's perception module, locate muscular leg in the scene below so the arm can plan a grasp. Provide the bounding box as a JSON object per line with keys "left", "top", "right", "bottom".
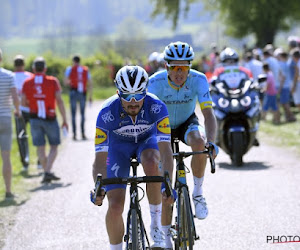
{"left": 37, "top": 146, "right": 47, "bottom": 171}
{"left": 45, "top": 145, "right": 58, "bottom": 173}
{"left": 106, "top": 189, "right": 126, "bottom": 244}
{"left": 140, "top": 148, "right": 161, "bottom": 205}
{"left": 186, "top": 130, "right": 207, "bottom": 178}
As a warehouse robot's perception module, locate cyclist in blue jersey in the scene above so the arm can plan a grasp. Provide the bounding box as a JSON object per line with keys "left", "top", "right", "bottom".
{"left": 91, "top": 66, "right": 174, "bottom": 250}
{"left": 148, "top": 41, "right": 218, "bottom": 249}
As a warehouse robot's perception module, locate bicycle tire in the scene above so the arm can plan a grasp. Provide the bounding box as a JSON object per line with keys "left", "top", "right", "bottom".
{"left": 15, "top": 117, "right": 29, "bottom": 166}
{"left": 176, "top": 186, "right": 194, "bottom": 250}
{"left": 130, "top": 209, "right": 145, "bottom": 250}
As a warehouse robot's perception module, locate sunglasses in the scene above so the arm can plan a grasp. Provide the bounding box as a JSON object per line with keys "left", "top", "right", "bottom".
{"left": 119, "top": 91, "right": 146, "bottom": 102}
{"left": 166, "top": 63, "right": 191, "bottom": 72}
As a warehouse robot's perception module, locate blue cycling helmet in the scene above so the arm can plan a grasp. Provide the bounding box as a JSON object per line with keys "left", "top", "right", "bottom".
{"left": 163, "top": 41, "right": 194, "bottom": 62}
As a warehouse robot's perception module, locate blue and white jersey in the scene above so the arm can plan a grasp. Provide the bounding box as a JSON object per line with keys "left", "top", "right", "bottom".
{"left": 148, "top": 69, "right": 212, "bottom": 129}
{"left": 95, "top": 93, "right": 171, "bottom": 152}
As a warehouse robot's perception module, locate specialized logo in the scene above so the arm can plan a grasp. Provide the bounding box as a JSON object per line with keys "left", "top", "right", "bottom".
{"left": 111, "top": 163, "right": 120, "bottom": 177}
{"left": 157, "top": 117, "right": 171, "bottom": 134}
{"left": 95, "top": 128, "right": 107, "bottom": 145}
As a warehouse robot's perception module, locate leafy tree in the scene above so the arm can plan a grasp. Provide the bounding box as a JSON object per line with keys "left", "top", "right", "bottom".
{"left": 151, "top": 0, "right": 300, "bottom": 46}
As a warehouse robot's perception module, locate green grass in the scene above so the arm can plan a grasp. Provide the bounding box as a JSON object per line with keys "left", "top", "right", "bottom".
{"left": 258, "top": 108, "right": 300, "bottom": 155}
{"left": 0, "top": 88, "right": 115, "bottom": 199}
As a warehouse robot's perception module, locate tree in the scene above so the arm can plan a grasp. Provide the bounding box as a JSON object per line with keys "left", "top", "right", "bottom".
{"left": 150, "top": 0, "right": 300, "bottom": 47}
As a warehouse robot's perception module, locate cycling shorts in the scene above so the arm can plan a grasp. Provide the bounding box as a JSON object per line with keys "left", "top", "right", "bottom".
{"left": 106, "top": 135, "right": 159, "bottom": 191}
{"left": 171, "top": 113, "right": 206, "bottom": 146}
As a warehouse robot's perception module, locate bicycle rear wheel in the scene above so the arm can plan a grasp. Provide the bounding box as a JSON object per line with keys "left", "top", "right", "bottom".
{"left": 176, "top": 186, "right": 195, "bottom": 250}
{"left": 15, "top": 116, "right": 29, "bottom": 166}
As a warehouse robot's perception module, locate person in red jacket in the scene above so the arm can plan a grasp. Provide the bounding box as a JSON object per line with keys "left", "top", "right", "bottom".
{"left": 22, "top": 57, "right": 68, "bottom": 183}
{"left": 64, "top": 55, "right": 93, "bottom": 140}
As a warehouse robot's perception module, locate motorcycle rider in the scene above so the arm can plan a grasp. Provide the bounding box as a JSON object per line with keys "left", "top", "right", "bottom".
{"left": 212, "top": 48, "right": 261, "bottom": 147}
{"left": 213, "top": 47, "right": 252, "bottom": 89}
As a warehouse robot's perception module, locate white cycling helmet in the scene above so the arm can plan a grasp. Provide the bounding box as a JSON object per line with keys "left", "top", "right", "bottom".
{"left": 115, "top": 65, "right": 149, "bottom": 94}
{"left": 148, "top": 52, "right": 159, "bottom": 62}
{"left": 163, "top": 41, "right": 194, "bottom": 62}
{"left": 220, "top": 47, "right": 239, "bottom": 63}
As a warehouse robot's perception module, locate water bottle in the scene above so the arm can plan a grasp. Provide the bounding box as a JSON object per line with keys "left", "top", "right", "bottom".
{"left": 62, "top": 125, "right": 68, "bottom": 138}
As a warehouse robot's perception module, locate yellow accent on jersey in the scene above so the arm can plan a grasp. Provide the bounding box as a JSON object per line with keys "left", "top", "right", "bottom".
{"left": 157, "top": 117, "right": 171, "bottom": 134}
{"left": 95, "top": 128, "right": 107, "bottom": 145}
{"left": 200, "top": 101, "right": 213, "bottom": 110}
{"left": 178, "top": 170, "right": 185, "bottom": 178}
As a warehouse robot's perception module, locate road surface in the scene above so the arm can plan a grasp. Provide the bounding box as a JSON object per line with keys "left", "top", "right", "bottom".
{"left": 1, "top": 101, "right": 300, "bottom": 250}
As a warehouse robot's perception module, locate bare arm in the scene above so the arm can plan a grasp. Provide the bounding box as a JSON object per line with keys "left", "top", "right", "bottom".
{"left": 55, "top": 91, "right": 68, "bottom": 127}
{"left": 87, "top": 78, "right": 93, "bottom": 102}
{"left": 157, "top": 141, "right": 173, "bottom": 180}
{"left": 202, "top": 108, "right": 217, "bottom": 143}
{"left": 291, "top": 65, "right": 299, "bottom": 94}
{"left": 11, "top": 87, "right": 21, "bottom": 116}
{"left": 92, "top": 152, "right": 108, "bottom": 182}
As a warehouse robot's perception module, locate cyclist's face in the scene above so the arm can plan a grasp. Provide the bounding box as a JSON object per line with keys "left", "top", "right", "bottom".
{"left": 167, "top": 60, "right": 190, "bottom": 86}
{"left": 121, "top": 98, "right": 144, "bottom": 117}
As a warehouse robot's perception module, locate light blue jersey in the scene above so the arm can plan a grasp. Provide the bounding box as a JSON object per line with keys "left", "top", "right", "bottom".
{"left": 148, "top": 69, "right": 212, "bottom": 129}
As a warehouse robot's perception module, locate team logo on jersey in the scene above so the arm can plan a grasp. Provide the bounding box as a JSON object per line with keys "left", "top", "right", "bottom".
{"left": 157, "top": 117, "right": 171, "bottom": 134}
{"left": 102, "top": 110, "right": 115, "bottom": 123}
{"left": 95, "top": 128, "right": 107, "bottom": 145}
{"left": 150, "top": 104, "right": 162, "bottom": 114}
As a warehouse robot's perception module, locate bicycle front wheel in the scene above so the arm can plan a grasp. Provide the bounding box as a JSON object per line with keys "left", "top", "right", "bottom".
{"left": 176, "top": 186, "right": 195, "bottom": 250}
{"left": 130, "top": 209, "right": 145, "bottom": 250}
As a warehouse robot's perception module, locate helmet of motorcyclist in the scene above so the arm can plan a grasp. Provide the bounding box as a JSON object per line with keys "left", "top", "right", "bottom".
{"left": 163, "top": 41, "right": 194, "bottom": 62}
{"left": 220, "top": 47, "right": 239, "bottom": 65}
{"left": 115, "top": 65, "right": 149, "bottom": 94}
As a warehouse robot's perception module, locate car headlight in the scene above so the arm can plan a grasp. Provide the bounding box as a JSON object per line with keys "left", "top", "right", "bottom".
{"left": 218, "top": 98, "right": 230, "bottom": 108}
{"left": 240, "top": 96, "right": 251, "bottom": 107}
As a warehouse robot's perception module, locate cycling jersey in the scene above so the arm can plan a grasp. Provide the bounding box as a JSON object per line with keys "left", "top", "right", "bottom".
{"left": 213, "top": 66, "right": 252, "bottom": 89}
{"left": 95, "top": 93, "right": 171, "bottom": 153}
{"left": 65, "top": 65, "right": 90, "bottom": 93}
{"left": 148, "top": 69, "right": 212, "bottom": 129}
{"left": 22, "top": 74, "right": 61, "bottom": 119}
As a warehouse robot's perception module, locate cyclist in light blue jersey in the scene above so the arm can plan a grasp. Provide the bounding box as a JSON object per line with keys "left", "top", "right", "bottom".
{"left": 91, "top": 65, "right": 174, "bottom": 250}
{"left": 148, "top": 41, "right": 218, "bottom": 249}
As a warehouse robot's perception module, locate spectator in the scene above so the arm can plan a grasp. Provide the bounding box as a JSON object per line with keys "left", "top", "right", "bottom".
{"left": 64, "top": 55, "right": 93, "bottom": 140}
{"left": 289, "top": 48, "right": 300, "bottom": 115}
{"left": 13, "top": 55, "right": 39, "bottom": 171}
{"left": 263, "top": 48, "right": 280, "bottom": 90}
{"left": 261, "top": 63, "right": 280, "bottom": 124}
{"left": 22, "top": 57, "right": 68, "bottom": 183}
{"left": 0, "top": 48, "right": 21, "bottom": 199}
{"left": 244, "top": 52, "right": 263, "bottom": 80}
{"left": 276, "top": 50, "right": 296, "bottom": 122}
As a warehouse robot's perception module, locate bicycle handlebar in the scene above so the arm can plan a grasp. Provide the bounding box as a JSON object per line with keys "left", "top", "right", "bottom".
{"left": 94, "top": 171, "right": 173, "bottom": 201}
{"left": 173, "top": 147, "right": 216, "bottom": 174}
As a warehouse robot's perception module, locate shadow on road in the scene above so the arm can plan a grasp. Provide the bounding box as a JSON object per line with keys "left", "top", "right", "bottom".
{"left": 0, "top": 198, "right": 28, "bottom": 208}
{"left": 218, "top": 161, "right": 271, "bottom": 171}
{"left": 29, "top": 182, "right": 72, "bottom": 192}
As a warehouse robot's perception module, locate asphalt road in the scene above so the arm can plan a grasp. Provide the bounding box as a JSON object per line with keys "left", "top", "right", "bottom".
{"left": 1, "top": 101, "right": 300, "bottom": 250}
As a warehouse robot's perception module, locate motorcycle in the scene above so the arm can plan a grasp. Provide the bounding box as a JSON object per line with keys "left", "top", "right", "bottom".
{"left": 210, "top": 75, "right": 266, "bottom": 166}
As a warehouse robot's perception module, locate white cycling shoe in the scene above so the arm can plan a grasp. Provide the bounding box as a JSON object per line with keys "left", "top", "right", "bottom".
{"left": 150, "top": 226, "right": 166, "bottom": 249}
{"left": 193, "top": 195, "right": 208, "bottom": 220}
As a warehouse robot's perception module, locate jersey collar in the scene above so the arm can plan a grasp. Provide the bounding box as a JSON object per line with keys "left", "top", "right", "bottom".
{"left": 167, "top": 76, "right": 186, "bottom": 90}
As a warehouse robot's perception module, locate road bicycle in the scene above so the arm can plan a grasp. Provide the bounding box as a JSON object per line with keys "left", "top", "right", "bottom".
{"left": 170, "top": 137, "right": 216, "bottom": 250}
{"left": 15, "top": 115, "right": 29, "bottom": 169}
{"left": 92, "top": 156, "right": 172, "bottom": 250}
